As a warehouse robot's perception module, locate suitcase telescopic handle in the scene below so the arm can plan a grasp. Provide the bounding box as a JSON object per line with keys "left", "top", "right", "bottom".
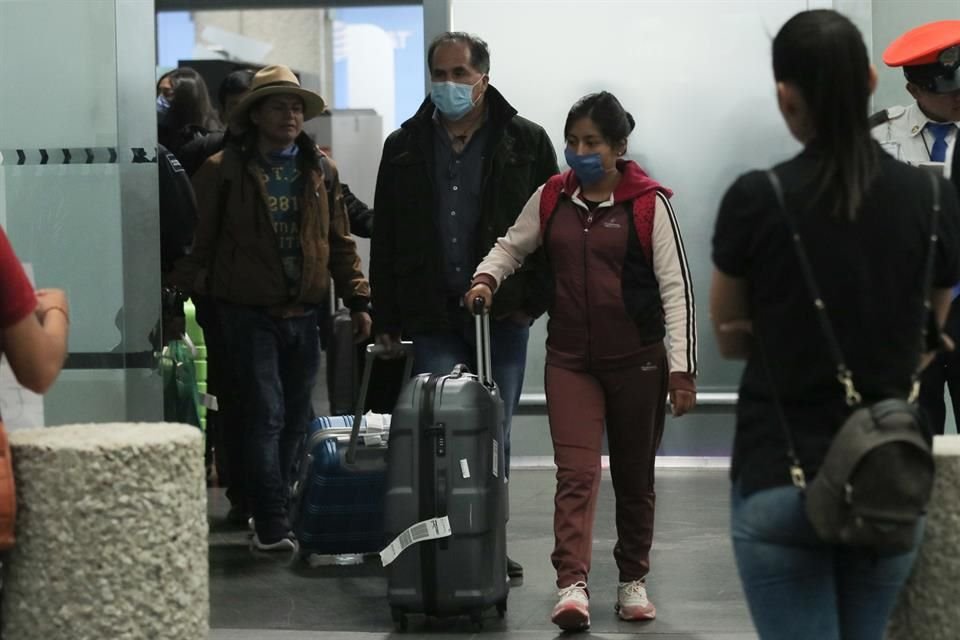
{"left": 473, "top": 297, "right": 494, "bottom": 388}
{"left": 345, "top": 340, "right": 414, "bottom": 464}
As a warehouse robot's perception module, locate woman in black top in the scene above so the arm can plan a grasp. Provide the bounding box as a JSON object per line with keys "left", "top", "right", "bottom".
{"left": 710, "top": 10, "right": 960, "bottom": 640}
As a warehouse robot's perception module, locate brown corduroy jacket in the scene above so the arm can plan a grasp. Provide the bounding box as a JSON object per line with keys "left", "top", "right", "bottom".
{"left": 173, "top": 140, "right": 370, "bottom": 311}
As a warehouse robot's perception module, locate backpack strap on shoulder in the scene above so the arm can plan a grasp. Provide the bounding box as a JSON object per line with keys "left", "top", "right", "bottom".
{"left": 631, "top": 190, "right": 662, "bottom": 264}
{"left": 539, "top": 174, "right": 566, "bottom": 234}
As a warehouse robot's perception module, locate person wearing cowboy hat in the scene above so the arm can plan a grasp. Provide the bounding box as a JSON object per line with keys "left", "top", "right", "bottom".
{"left": 871, "top": 21, "right": 960, "bottom": 438}
{"left": 173, "top": 64, "right": 372, "bottom": 551}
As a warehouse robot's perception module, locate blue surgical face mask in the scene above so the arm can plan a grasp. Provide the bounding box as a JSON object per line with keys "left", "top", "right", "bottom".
{"left": 431, "top": 77, "right": 483, "bottom": 121}
{"left": 564, "top": 147, "right": 607, "bottom": 185}
{"left": 156, "top": 94, "right": 171, "bottom": 114}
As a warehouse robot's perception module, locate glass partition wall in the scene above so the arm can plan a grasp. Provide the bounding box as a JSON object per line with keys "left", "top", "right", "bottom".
{"left": 0, "top": 0, "right": 161, "bottom": 425}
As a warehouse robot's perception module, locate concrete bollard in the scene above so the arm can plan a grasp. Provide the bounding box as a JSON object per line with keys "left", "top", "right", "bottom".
{"left": 888, "top": 435, "right": 960, "bottom": 639}
{"left": 2, "top": 423, "right": 208, "bottom": 640}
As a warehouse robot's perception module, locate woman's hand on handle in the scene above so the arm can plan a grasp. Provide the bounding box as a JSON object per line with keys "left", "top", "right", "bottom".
{"left": 463, "top": 283, "right": 493, "bottom": 315}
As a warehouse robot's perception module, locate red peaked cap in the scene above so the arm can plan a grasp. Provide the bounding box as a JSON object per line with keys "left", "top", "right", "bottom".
{"left": 883, "top": 20, "right": 960, "bottom": 67}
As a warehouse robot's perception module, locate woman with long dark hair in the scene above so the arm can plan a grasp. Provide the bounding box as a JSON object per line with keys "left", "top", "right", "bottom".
{"left": 466, "top": 91, "right": 697, "bottom": 631}
{"left": 710, "top": 10, "right": 960, "bottom": 638}
{"left": 157, "top": 67, "right": 222, "bottom": 157}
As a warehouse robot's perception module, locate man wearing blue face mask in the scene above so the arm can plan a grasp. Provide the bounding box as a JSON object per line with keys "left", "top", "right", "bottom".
{"left": 371, "top": 31, "right": 559, "bottom": 581}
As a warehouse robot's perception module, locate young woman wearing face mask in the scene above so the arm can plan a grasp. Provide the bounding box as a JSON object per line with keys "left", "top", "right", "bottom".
{"left": 465, "top": 91, "right": 698, "bottom": 632}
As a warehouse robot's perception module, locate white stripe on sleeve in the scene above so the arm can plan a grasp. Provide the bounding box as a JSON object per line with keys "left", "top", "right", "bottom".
{"left": 651, "top": 193, "right": 697, "bottom": 375}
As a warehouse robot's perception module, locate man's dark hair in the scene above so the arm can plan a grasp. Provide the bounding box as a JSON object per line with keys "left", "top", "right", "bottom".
{"left": 773, "top": 9, "right": 878, "bottom": 220}
{"left": 427, "top": 32, "right": 490, "bottom": 75}
{"left": 217, "top": 69, "right": 255, "bottom": 111}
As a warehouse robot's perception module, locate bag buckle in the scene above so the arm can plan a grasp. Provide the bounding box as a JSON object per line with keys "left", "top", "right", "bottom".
{"left": 837, "top": 370, "right": 862, "bottom": 407}
{"left": 790, "top": 464, "right": 807, "bottom": 489}
{"left": 908, "top": 380, "right": 921, "bottom": 404}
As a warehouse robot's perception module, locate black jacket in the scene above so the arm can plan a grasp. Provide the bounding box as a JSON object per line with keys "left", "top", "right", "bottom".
{"left": 341, "top": 183, "right": 373, "bottom": 238}
{"left": 158, "top": 144, "right": 197, "bottom": 273}
{"left": 178, "top": 131, "right": 229, "bottom": 178}
{"left": 370, "top": 86, "right": 558, "bottom": 335}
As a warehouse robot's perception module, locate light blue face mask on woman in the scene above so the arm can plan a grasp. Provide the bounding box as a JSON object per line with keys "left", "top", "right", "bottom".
{"left": 431, "top": 77, "right": 483, "bottom": 121}
{"left": 564, "top": 147, "right": 607, "bottom": 185}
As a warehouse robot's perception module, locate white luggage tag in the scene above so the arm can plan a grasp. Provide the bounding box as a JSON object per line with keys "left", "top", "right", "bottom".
{"left": 360, "top": 412, "right": 390, "bottom": 446}
{"left": 380, "top": 516, "right": 452, "bottom": 566}
{"left": 360, "top": 434, "right": 382, "bottom": 446}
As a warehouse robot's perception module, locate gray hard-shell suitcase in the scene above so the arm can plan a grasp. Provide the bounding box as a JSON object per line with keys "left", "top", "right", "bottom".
{"left": 384, "top": 300, "right": 509, "bottom": 632}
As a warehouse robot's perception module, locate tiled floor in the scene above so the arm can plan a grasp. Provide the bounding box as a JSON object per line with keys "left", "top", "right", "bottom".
{"left": 208, "top": 467, "right": 758, "bottom": 639}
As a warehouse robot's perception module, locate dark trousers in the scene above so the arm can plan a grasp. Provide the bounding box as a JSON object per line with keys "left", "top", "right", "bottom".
{"left": 918, "top": 296, "right": 960, "bottom": 435}
{"left": 201, "top": 302, "right": 246, "bottom": 510}
{"left": 545, "top": 343, "right": 668, "bottom": 588}
{"left": 411, "top": 311, "right": 529, "bottom": 477}
{"left": 218, "top": 302, "right": 320, "bottom": 540}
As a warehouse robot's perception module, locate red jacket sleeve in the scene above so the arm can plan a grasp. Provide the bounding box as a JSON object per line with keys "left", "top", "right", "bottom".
{"left": 0, "top": 228, "right": 36, "bottom": 329}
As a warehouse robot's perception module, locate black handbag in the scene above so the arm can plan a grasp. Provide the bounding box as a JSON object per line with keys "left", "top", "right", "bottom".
{"left": 760, "top": 169, "right": 938, "bottom": 554}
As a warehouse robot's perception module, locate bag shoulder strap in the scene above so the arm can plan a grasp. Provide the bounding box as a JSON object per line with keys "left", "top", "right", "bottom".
{"left": 765, "top": 169, "right": 940, "bottom": 405}
{"left": 759, "top": 169, "right": 940, "bottom": 488}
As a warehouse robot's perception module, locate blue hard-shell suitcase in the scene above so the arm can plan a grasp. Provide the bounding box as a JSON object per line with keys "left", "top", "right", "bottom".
{"left": 290, "top": 343, "right": 413, "bottom": 557}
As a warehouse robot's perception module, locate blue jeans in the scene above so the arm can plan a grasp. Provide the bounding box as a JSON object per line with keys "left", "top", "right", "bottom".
{"left": 730, "top": 483, "right": 920, "bottom": 640}
{"left": 218, "top": 302, "right": 320, "bottom": 540}
{"left": 411, "top": 316, "right": 529, "bottom": 476}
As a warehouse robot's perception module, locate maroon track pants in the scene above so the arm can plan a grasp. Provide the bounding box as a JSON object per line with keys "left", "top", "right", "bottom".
{"left": 545, "top": 343, "right": 668, "bottom": 587}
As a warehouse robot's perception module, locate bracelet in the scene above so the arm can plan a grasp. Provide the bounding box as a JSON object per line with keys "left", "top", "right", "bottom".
{"left": 40, "top": 306, "right": 70, "bottom": 325}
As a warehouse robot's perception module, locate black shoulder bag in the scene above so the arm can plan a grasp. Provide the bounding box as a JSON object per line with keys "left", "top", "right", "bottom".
{"left": 762, "top": 169, "right": 938, "bottom": 554}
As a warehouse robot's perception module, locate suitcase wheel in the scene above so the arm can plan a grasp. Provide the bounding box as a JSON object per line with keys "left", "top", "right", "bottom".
{"left": 391, "top": 607, "right": 408, "bottom": 633}
{"left": 496, "top": 600, "right": 507, "bottom": 619}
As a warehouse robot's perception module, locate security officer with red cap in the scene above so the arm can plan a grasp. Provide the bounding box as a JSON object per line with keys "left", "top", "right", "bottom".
{"left": 872, "top": 20, "right": 960, "bottom": 435}
{"left": 872, "top": 20, "right": 960, "bottom": 178}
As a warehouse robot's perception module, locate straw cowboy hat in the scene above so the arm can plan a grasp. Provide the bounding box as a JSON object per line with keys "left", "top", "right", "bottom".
{"left": 229, "top": 64, "right": 326, "bottom": 133}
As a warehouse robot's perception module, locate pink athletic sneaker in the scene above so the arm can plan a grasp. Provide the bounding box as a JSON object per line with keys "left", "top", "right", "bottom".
{"left": 616, "top": 580, "right": 657, "bottom": 621}
{"left": 551, "top": 581, "right": 590, "bottom": 631}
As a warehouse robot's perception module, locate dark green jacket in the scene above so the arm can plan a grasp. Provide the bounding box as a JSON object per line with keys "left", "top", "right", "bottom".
{"left": 371, "top": 86, "right": 558, "bottom": 335}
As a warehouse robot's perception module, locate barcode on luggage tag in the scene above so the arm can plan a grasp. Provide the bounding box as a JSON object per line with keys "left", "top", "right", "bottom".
{"left": 380, "top": 516, "right": 452, "bottom": 567}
